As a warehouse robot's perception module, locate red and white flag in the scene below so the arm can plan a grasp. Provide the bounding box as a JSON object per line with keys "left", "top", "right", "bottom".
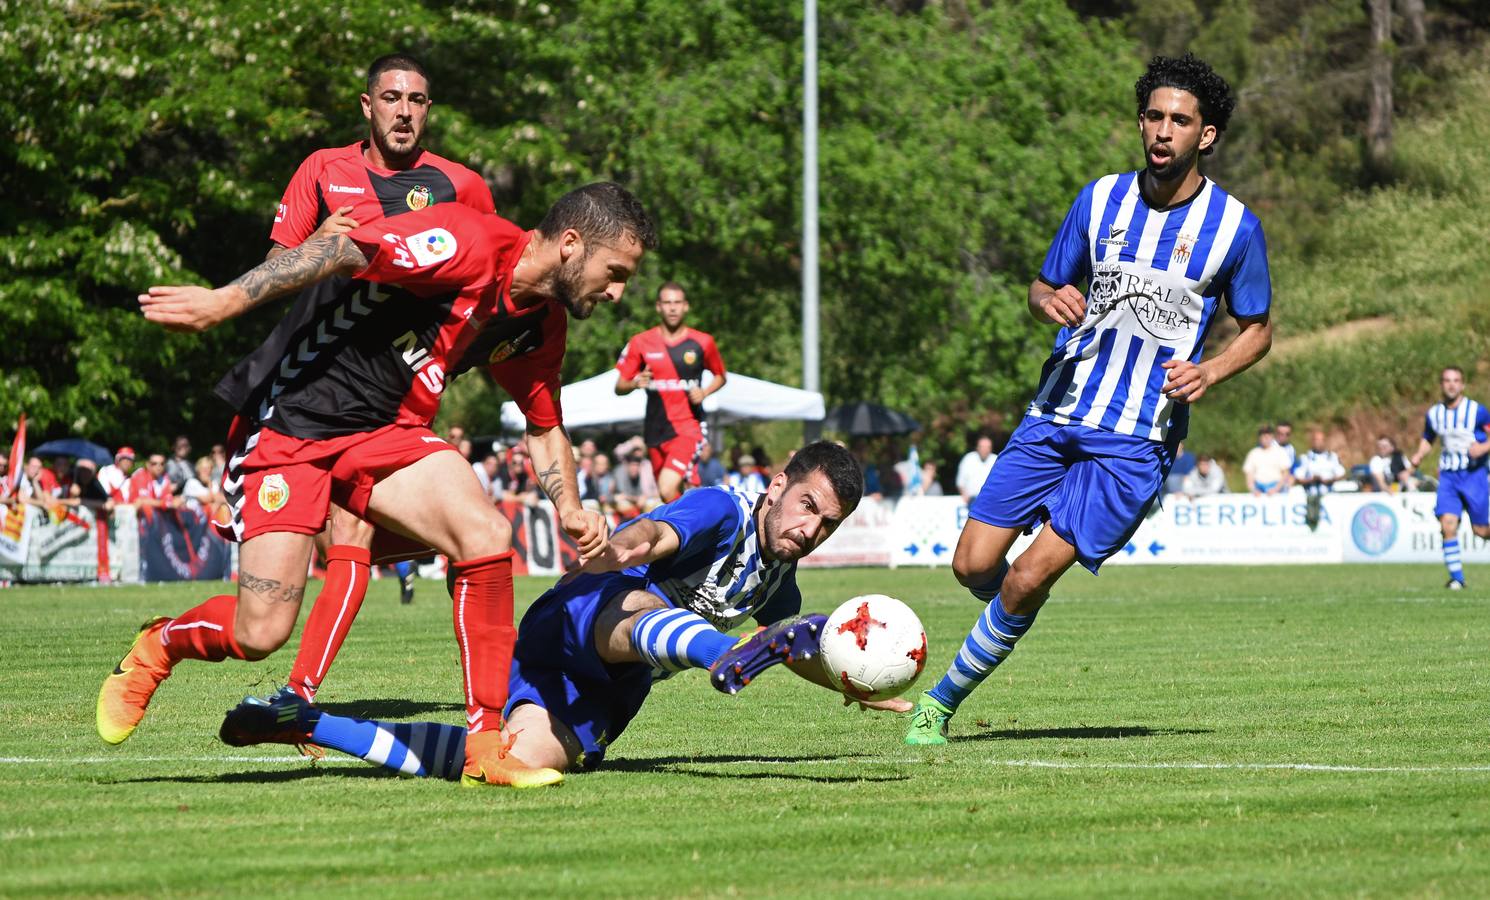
{"left": 2, "top": 413, "right": 24, "bottom": 498}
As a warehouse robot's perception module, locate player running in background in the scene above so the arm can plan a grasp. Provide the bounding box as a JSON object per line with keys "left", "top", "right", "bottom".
{"left": 265, "top": 52, "right": 498, "bottom": 695}
{"left": 615, "top": 282, "right": 727, "bottom": 502}
{"left": 98, "top": 183, "right": 656, "bottom": 789}
{"left": 220, "top": 442, "right": 908, "bottom": 778}
{"left": 906, "top": 53, "right": 1273, "bottom": 745}
{"left": 1408, "top": 366, "right": 1490, "bottom": 589}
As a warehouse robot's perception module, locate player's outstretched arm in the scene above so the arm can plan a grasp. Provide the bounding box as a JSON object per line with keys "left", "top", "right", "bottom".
{"left": 1162, "top": 315, "right": 1272, "bottom": 404}
{"left": 563, "top": 516, "right": 678, "bottom": 580}
{"left": 527, "top": 424, "right": 609, "bottom": 562}
{"left": 140, "top": 234, "right": 369, "bottom": 334}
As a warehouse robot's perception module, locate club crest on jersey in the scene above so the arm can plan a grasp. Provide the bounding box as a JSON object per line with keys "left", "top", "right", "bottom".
{"left": 408, "top": 228, "right": 457, "bottom": 267}
{"left": 1172, "top": 233, "right": 1196, "bottom": 264}
{"left": 406, "top": 185, "right": 434, "bottom": 211}
{"left": 257, "top": 474, "right": 289, "bottom": 512}
{"left": 683, "top": 349, "right": 698, "bottom": 366}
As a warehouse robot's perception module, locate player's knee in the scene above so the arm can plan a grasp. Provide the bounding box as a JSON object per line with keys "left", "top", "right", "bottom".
{"left": 449, "top": 505, "right": 512, "bottom": 560}
{"left": 234, "top": 616, "right": 292, "bottom": 659}
{"left": 952, "top": 548, "right": 998, "bottom": 587}
{"left": 1000, "top": 561, "right": 1049, "bottom": 607}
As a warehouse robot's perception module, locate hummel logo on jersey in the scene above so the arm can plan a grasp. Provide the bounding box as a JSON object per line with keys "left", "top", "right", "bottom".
{"left": 328, "top": 183, "right": 366, "bottom": 195}
{"left": 645, "top": 352, "right": 666, "bottom": 360}
{"left": 1098, "top": 225, "right": 1128, "bottom": 249}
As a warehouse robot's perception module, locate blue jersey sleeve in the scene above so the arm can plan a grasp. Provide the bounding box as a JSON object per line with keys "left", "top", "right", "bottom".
{"left": 1223, "top": 219, "right": 1271, "bottom": 319}
{"left": 752, "top": 570, "right": 802, "bottom": 626}
{"left": 1037, "top": 183, "right": 1094, "bottom": 288}
{"left": 1477, "top": 404, "right": 1490, "bottom": 440}
{"left": 641, "top": 487, "right": 743, "bottom": 562}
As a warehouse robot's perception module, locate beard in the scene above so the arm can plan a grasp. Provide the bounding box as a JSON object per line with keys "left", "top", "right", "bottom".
{"left": 1146, "top": 141, "right": 1200, "bottom": 184}
{"left": 761, "top": 500, "right": 806, "bottom": 561}
{"left": 372, "top": 123, "right": 421, "bottom": 165}
{"left": 551, "top": 247, "right": 604, "bottom": 320}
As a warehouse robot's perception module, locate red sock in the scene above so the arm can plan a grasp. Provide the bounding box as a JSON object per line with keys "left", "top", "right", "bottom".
{"left": 161, "top": 594, "right": 246, "bottom": 663}
{"left": 450, "top": 551, "right": 516, "bottom": 736}
{"left": 288, "top": 545, "right": 371, "bottom": 701}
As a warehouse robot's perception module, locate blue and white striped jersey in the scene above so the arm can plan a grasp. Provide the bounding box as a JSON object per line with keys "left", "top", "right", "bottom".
{"left": 620, "top": 486, "right": 801, "bottom": 630}
{"left": 1029, "top": 172, "right": 1272, "bottom": 442}
{"left": 1424, "top": 398, "right": 1490, "bottom": 472}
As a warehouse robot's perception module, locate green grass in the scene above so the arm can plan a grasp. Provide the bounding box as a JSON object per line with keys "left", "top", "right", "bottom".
{"left": 3, "top": 566, "right": 1489, "bottom": 896}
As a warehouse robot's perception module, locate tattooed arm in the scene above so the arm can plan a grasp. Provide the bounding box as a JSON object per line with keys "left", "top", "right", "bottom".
{"left": 139, "top": 234, "right": 370, "bottom": 334}
{"left": 525, "top": 423, "right": 610, "bottom": 562}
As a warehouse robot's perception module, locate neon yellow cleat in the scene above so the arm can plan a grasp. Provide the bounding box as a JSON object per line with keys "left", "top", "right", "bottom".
{"left": 460, "top": 730, "right": 564, "bottom": 789}
{"left": 96, "top": 617, "right": 175, "bottom": 745}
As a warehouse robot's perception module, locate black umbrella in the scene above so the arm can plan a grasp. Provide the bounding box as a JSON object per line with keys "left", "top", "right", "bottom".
{"left": 822, "top": 402, "right": 920, "bottom": 436}
{"left": 32, "top": 438, "right": 113, "bottom": 466}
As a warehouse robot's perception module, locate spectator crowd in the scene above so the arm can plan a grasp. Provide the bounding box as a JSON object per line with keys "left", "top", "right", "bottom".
{"left": 2, "top": 436, "right": 231, "bottom": 524}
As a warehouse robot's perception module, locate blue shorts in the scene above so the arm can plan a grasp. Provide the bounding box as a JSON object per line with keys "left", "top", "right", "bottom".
{"left": 1435, "top": 468, "right": 1489, "bottom": 526}
{"left": 968, "top": 416, "right": 1174, "bottom": 573}
{"left": 504, "top": 573, "right": 655, "bottom": 770}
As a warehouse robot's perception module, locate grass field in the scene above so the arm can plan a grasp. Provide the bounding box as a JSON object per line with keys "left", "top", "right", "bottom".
{"left": 3, "top": 565, "right": 1488, "bottom": 897}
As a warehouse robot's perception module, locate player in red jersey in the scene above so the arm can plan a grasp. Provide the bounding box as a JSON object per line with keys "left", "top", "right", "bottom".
{"left": 265, "top": 53, "right": 502, "bottom": 701}
{"left": 98, "top": 183, "right": 657, "bottom": 789}
{"left": 614, "top": 282, "right": 727, "bottom": 502}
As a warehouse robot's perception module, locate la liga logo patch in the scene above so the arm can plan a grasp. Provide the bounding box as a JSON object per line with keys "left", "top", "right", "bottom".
{"left": 408, "top": 228, "right": 458, "bottom": 267}
{"left": 257, "top": 474, "right": 290, "bottom": 512}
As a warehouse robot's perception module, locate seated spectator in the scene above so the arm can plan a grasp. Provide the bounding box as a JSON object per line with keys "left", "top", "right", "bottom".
{"left": 878, "top": 446, "right": 905, "bottom": 499}
{"left": 1166, "top": 441, "right": 1197, "bottom": 495}
{"left": 473, "top": 453, "right": 503, "bottom": 503}
{"left": 98, "top": 447, "right": 135, "bottom": 500}
{"left": 502, "top": 445, "right": 540, "bottom": 506}
{"left": 65, "top": 458, "right": 113, "bottom": 510}
{"left": 446, "top": 425, "right": 466, "bottom": 447}
{"left": 914, "top": 460, "right": 944, "bottom": 496}
{"left": 730, "top": 454, "right": 768, "bottom": 492}
{"left": 1293, "top": 428, "right": 1344, "bottom": 496}
{"left": 210, "top": 444, "right": 227, "bottom": 485}
{"left": 182, "top": 456, "right": 228, "bottom": 521}
{"left": 13, "top": 456, "right": 44, "bottom": 504}
{"left": 1243, "top": 426, "right": 1292, "bottom": 496}
{"left": 457, "top": 438, "right": 474, "bottom": 461}
{"left": 695, "top": 441, "right": 727, "bottom": 488}
{"left": 612, "top": 453, "right": 649, "bottom": 519}
{"left": 1181, "top": 455, "right": 1227, "bottom": 498}
{"left": 130, "top": 453, "right": 181, "bottom": 510}
{"left": 1368, "top": 436, "right": 1414, "bottom": 492}
{"left": 955, "top": 436, "right": 997, "bottom": 501}
{"left": 165, "top": 435, "right": 194, "bottom": 490}
{"left": 586, "top": 453, "right": 616, "bottom": 507}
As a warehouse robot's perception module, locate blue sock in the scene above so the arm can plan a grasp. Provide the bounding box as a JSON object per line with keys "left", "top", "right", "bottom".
{"left": 394, "top": 561, "right": 413, "bottom": 579}
{"left": 927, "top": 594, "right": 1038, "bottom": 712}
{"left": 1444, "top": 538, "right": 1464, "bottom": 583}
{"left": 968, "top": 559, "right": 1010, "bottom": 603}
{"left": 311, "top": 713, "right": 466, "bottom": 779}
{"left": 631, "top": 607, "right": 736, "bottom": 672}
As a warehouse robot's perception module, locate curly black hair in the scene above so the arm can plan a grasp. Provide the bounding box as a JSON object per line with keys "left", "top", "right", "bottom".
{"left": 1134, "top": 53, "right": 1236, "bottom": 155}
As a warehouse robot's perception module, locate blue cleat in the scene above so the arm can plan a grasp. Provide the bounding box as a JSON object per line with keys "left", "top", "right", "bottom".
{"left": 219, "top": 688, "right": 323, "bottom": 756}
{"left": 709, "top": 614, "right": 826, "bottom": 695}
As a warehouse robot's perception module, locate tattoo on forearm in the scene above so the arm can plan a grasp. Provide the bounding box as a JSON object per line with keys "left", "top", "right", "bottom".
{"left": 239, "top": 571, "right": 305, "bottom": 605}
{"left": 230, "top": 235, "right": 368, "bottom": 310}
{"left": 537, "top": 461, "right": 566, "bottom": 506}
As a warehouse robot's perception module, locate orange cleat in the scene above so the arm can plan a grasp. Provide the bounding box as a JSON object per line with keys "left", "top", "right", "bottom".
{"left": 96, "top": 617, "right": 175, "bottom": 745}
{"left": 460, "top": 729, "right": 564, "bottom": 789}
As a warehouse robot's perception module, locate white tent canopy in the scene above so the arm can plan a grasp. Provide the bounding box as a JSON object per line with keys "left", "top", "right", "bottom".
{"left": 500, "top": 369, "right": 824, "bottom": 432}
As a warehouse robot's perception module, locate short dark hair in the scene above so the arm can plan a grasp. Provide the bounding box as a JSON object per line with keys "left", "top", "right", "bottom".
{"left": 657, "top": 281, "right": 686, "bottom": 299}
{"left": 784, "top": 441, "right": 863, "bottom": 513}
{"left": 366, "top": 53, "right": 429, "bottom": 97}
{"left": 537, "top": 182, "right": 659, "bottom": 251}
{"left": 1135, "top": 53, "right": 1236, "bottom": 155}
{"left": 1258, "top": 425, "right": 1274, "bottom": 435}
{"left": 1443, "top": 365, "right": 1465, "bottom": 379}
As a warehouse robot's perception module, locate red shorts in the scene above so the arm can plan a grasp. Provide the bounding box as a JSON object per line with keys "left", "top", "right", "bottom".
{"left": 222, "top": 420, "right": 454, "bottom": 543}
{"left": 649, "top": 433, "right": 706, "bottom": 485}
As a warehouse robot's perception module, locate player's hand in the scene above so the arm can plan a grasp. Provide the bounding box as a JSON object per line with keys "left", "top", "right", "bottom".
{"left": 1161, "top": 360, "right": 1214, "bottom": 403}
{"left": 311, "top": 206, "right": 360, "bottom": 241}
{"left": 844, "top": 695, "right": 914, "bottom": 713}
{"left": 687, "top": 386, "right": 705, "bottom": 405}
{"left": 138, "top": 285, "right": 238, "bottom": 333}
{"left": 1470, "top": 442, "right": 1490, "bottom": 460}
{"left": 561, "top": 507, "right": 611, "bottom": 561}
{"left": 636, "top": 365, "right": 653, "bottom": 390}
{"left": 560, "top": 538, "right": 652, "bottom": 584}
{"left": 1038, "top": 285, "right": 1086, "bottom": 327}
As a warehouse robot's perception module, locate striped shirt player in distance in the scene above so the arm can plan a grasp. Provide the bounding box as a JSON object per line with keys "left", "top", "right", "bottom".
{"left": 220, "top": 442, "right": 909, "bottom": 778}
{"left": 907, "top": 54, "right": 1274, "bottom": 745}
{"left": 109, "top": 184, "right": 656, "bottom": 790}
{"left": 614, "top": 281, "right": 728, "bottom": 503}
{"left": 1407, "top": 366, "right": 1490, "bottom": 589}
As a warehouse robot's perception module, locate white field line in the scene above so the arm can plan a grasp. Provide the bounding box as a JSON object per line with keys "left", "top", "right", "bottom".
{"left": 1, "top": 755, "right": 1489, "bottom": 774}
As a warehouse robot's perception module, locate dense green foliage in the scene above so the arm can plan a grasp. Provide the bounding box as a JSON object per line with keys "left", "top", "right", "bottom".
{"left": 4, "top": 565, "right": 1490, "bottom": 893}
{"left": 2, "top": 1, "right": 1486, "bottom": 468}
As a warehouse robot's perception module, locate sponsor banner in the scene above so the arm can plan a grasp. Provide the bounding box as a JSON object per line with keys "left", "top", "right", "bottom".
{"left": 1337, "top": 492, "right": 1490, "bottom": 563}
{"left": 138, "top": 507, "right": 233, "bottom": 582}
{"left": 496, "top": 500, "right": 581, "bottom": 578}
{"left": 1108, "top": 495, "right": 1341, "bottom": 566}
{"left": 0, "top": 505, "right": 140, "bottom": 583}
{"left": 799, "top": 498, "right": 897, "bottom": 568}
{"left": 0, "top": 503, "right": 32, "bottom": 567}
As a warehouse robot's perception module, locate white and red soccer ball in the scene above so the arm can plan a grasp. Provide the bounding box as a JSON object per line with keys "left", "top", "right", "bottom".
{"left": 818, "top": 594, "right": 927, "bottom": 701}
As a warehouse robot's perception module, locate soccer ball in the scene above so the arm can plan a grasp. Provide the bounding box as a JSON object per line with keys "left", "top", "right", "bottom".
{"left": 818, "top": 594, "right": 927, "bottom": 701}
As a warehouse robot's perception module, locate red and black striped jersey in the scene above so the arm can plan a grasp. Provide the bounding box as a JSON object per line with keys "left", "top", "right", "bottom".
{"left": 615, "top": 327, "right": 726, "bottom": 445}
{"left": 271, "top": 142, "right": 494, "bottom": 249}
{"left": 215, "top": 205, "right": 535, "bottom": 439}
{"left": 449, "top": 300, "right": 568, "bottom": 429}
